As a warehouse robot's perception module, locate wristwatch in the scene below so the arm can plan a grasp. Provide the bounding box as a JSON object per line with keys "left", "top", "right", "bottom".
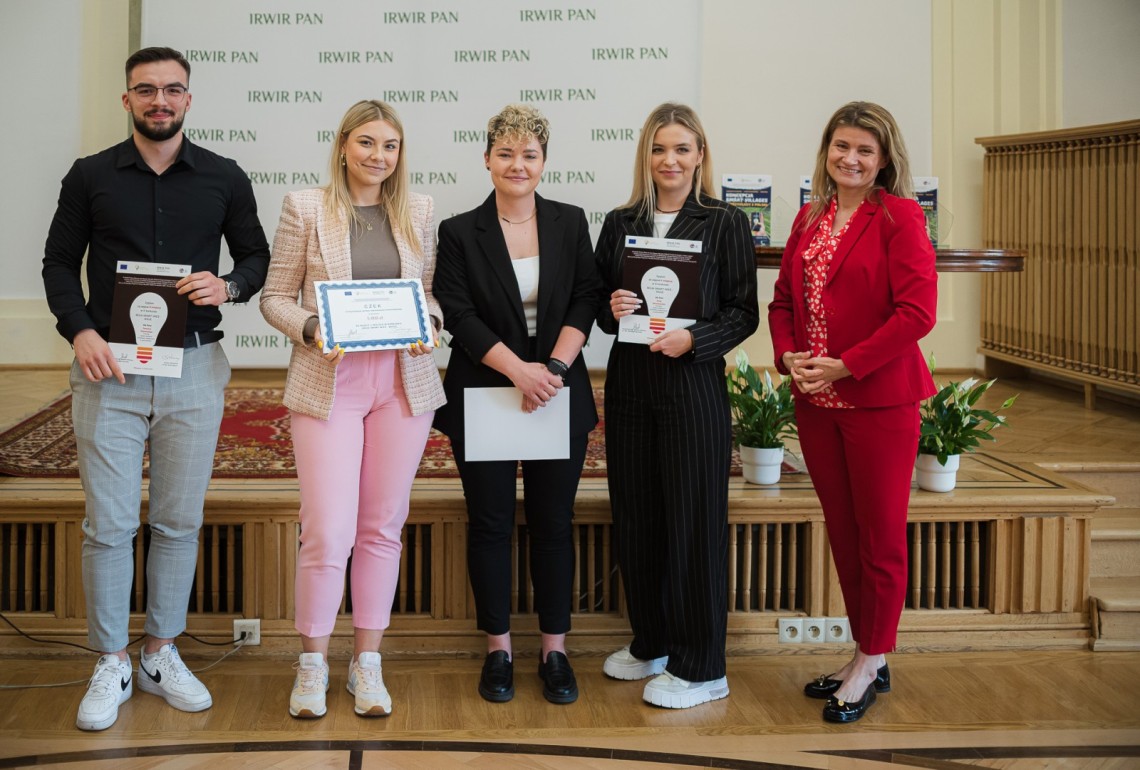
{"left": 546, "top": 357, "right": 569, "bottom": 384}
{"left": 224, "top": 280, "right": 240, "bottom": 302}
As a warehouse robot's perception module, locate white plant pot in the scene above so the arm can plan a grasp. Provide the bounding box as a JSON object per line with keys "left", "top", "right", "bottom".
{"left": 741, "top": 446, "right": 784, "bottom": 485}
{"left": 915, "top": 453, "right": 960, "bottom": 492}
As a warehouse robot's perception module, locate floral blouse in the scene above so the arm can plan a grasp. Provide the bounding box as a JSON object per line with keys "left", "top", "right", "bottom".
{"left": 801, "top": 198, "right": 861, "bottom": 409}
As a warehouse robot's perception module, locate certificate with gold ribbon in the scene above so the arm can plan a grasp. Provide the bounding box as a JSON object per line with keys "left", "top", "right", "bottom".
{"left": 314, "top": 279, "right": 434, "bottom": 352}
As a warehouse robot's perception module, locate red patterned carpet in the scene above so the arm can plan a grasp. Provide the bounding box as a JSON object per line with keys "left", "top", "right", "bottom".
{"left": 0, "top": 388, "right": 760, "bottom": 479}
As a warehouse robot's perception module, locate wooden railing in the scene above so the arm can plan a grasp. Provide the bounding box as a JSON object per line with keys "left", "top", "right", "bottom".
{"left": 976, "top": 120, "right": 1140, "bottom": 407}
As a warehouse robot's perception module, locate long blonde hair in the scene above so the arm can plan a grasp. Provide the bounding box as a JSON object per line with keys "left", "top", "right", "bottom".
{"left": 807, "top": 101, "right": 914, "bottom": 228}
{"left": 620, "top": 102, "right": 715, "bottom": 221}
{"left": 324, "top": 100, "right": 421, "bottom": 254}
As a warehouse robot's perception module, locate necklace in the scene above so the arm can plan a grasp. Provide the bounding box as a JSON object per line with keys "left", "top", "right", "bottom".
{"left": 499, "top": 208, "right": 537, "bottom": 226}
{"left": 655, "top": 205, "right": 682, "bottom": 214}
{"left": 356, "top": 205, "right": 384, "bottom": 231}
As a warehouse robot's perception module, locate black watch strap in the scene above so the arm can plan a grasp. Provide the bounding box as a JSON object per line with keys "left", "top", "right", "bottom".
{"left": 546, "top": 357, "right": 569, "bottom": 383}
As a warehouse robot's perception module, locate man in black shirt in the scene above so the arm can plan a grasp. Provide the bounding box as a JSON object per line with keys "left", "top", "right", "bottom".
{"left": 42, "top": 46, "right": 270, "bottom": 732}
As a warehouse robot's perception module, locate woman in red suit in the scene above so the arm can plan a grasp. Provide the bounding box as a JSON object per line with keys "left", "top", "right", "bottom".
{"left": 769, "top": 101, "right": 937, "bottom": 723}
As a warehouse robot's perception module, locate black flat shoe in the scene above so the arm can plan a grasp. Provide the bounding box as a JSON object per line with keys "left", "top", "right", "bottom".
{"left": 822, "top": 682, "right": 877, "bottom": 723}
{"left": 478, "top": 650, "right": 514, "bottom": 703}
{"left": 538, "top": 651, "right": 579, "bottom": 704}
{"left": 804, "top": 664, "right": 890, "bottom": 699}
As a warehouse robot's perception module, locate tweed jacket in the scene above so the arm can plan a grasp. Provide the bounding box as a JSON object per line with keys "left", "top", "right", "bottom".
{"left": 260, "top": 187, "right": 446, "bottom": 420}
{"left": 768, "top": 192, "right": 937, "bottom": 407}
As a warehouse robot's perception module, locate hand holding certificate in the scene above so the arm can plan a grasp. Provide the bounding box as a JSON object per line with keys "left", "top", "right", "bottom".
{"left": 108, "top": 261, "right": 190, "bottom": 377}
{"left": 314, "top": 279, "right": 435, "bottom": 352}
{"left": 617, "top": 236, "right": 702, "bottom": 344}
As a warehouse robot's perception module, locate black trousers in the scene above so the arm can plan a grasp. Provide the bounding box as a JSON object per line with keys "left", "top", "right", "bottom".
{"left": 452, "top": 434, "right": 589, "bottom": 636}
{"left": 605, "top": 344, "right": 731, "bottom": 682}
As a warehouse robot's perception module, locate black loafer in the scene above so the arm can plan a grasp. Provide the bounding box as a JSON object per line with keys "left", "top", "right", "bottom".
{"left": 478, "top": 650, "right": 514, "bottom": 703}
{"left": 804, "top": 664, "right": 890, "bottom": 699}
{"left": 538, "top": 651, "right": 579, "bottom": 704}
{"left": 822, "top": 682, "right": 877, "bottom": 723}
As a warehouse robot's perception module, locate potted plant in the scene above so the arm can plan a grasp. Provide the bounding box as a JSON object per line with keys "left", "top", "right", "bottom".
{"left": 917, "top": 359, "right": 1017, "bottom": 492}
{"left": 726, "top": 349, "right": 797, "bottom": 485}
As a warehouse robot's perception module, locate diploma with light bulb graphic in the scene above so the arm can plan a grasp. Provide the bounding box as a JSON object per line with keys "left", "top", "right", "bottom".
{"left": 617, "top": 235, "right": 701, "bottom": 344}
{"left": 108, "top": 261, "right": 190, "bottom": 377}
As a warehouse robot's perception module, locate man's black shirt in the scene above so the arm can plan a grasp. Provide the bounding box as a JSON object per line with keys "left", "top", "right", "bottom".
{"left": 43, "top": 136, "right": 270, "bottom": 342}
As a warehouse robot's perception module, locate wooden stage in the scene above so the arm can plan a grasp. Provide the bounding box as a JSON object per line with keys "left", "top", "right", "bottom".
{"left": 1, "top": 368, "right": 1138, "bottom": 768}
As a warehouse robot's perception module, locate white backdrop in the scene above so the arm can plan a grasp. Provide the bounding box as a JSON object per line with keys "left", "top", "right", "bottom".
{"left": 141, "top": 0, "right": 701, "bottom": 367}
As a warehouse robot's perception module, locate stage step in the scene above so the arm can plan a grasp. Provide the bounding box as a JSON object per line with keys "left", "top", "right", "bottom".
{"left": 1040, "top": 460, "right": 1140, "bottom": 581}
{"left": 1090, "top": 576, "right": 1140, "bottom": 651}
{"left": 1091, "top": 508, "right": 1140, "bottom": 579}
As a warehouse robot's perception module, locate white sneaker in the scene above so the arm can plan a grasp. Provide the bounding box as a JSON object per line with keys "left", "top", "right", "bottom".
{"left": 290, "top": 652, "right": 329, "bottom": 719}
{"left": 347, "top": 651, "right": 391, "bottom": 717}
{"left": 603, "top": 646, "right": 668, "bottom": 681}
{"left": 137, "top": 643, "right": 213, "bottom": 712}
{"left": 642, "top": 671, "right": 729, "bottom": 709}
{"left": 76, "top": 654, "right": 133, "bottom": 731}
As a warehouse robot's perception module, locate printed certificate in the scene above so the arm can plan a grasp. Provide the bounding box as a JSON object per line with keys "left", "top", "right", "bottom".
{"left": 617, "top": 236, "right": 701, "bottom": 344}
{"left": 108, "top": 261, "right": 189, "bottom": 377}
{"left": 314, "top": 279, "right": 434, "bottom": 352}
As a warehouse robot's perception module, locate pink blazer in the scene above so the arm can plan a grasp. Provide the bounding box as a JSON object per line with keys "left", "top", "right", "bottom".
{"left": 769, "top": 192, "right": 938, "bottom": 407}
{"left": 259, "top": 188, "right": 446, "bottom": 420}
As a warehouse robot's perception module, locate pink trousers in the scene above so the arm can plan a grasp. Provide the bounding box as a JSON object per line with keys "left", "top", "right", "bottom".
{"left": 290, "top": 351, "right": 434, "bottom": 637}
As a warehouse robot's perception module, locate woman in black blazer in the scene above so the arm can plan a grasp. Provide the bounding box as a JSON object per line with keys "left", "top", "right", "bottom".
{"left": 433, "top": 104, "right": 602, "bottom": 705}
{"left": 594, "top": 103, "right": 758, "bottom": 710}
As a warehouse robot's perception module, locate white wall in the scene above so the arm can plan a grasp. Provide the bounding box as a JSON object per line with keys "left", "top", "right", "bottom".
{"left": 0, "top": 0, "right": 129, "bottom": 363}
{"left": 5, "top": 0, "right": 1137, "bottom": 370}
{"left": 1062, "top": 0, "right": 1140, "bottom": 127}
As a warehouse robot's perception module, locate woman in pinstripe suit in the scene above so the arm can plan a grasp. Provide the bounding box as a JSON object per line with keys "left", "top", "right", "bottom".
{"left": 594, "top": 103, "right": 759, "bottom": 709}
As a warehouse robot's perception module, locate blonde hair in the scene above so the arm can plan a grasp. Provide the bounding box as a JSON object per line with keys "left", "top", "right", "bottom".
{"left": 621, "top": 102, "right": 715, "bottom": 221}
{"left": 485, "top": 103, "right": 550, "bottom": 157}
{"left": 807, "top": 101, "right": 914, "bottom": 228}
{"left": 324, "top": 100, "right": 421, "bottom": 254}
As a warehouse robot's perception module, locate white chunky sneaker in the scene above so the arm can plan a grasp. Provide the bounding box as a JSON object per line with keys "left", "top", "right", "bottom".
{"left": 290, "top": 652, "right": 329, "bottom": 719}
{"left": 347, "top": 651, "right": 391, "bottom": 717}
{"left": 76, "top": 654, "right": 133, "bottom": 731}
{"left": 642, "top": 671, "right": 729, "bottom": 709}
{"left": 603, "top": 646, "right": 668, "bottom": 681}
{"left": 137, "top": 643, "right": 213, "bottom": 712}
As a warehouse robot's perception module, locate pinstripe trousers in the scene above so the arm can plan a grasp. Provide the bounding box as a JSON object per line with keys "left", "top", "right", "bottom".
{"left": 605, "top": 343, "right": 731, "bottom": 682}
{"left": 70, "top": 343, "right": 231, "bottom": 651}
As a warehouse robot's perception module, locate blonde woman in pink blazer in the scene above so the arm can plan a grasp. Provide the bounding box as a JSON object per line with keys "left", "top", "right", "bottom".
{"left": 260, "top": 100, "right": 445, "bottom": 720}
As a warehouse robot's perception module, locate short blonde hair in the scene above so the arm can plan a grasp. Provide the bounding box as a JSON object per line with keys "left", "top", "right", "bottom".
{"left": 621, "top": 102, "right": 715, "bottom": 221}
{"left": 325, "top": 99, "right": 421, "bottom": 254}
{"left": 485, "top": 104, "right": 550, "bottom": 157}
{"left": 807, "top": 101, "right": 914, "bottom": 227}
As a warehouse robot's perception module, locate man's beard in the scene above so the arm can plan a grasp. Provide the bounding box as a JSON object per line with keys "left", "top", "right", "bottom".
{"left": 133, "top": 109, "right": 184, "bottom": 142}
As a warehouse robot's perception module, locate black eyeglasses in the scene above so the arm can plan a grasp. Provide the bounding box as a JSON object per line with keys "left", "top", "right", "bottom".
{"left": 127, "top": 84, "right": 188, "bottom": 101}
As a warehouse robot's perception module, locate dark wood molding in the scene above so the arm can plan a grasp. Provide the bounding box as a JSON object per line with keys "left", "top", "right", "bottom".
{"left": 755, "top": 247, "right": 1025, "bottom": 272}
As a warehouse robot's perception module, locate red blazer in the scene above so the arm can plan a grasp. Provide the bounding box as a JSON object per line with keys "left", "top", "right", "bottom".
{"left": 768, "top": 192, "right": 937, "bottom": 408}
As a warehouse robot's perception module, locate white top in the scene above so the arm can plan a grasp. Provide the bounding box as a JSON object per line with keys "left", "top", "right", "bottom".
{"left": 511, "top": 255, "right": 540, "bottom": 337}
{"left": 653, "top": 212, "right": 678, "bottom": 238}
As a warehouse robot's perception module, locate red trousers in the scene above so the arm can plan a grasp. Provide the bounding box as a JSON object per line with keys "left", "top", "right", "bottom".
{"left": 795, "top": 400, "right": 920, "bottom": 654}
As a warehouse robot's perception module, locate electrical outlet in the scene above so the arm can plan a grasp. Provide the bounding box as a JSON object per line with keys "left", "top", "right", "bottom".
{"left": 825, "top": 617, "right": 850, "bottom": 643}
{"left": 803, "top": 617, "right": 826, "bottom": 643}
{"left": 233, "top": 618, "right": 261, "bottom": 646}
{"left": 777, "top": 618, "right": 803, "bottom": 643}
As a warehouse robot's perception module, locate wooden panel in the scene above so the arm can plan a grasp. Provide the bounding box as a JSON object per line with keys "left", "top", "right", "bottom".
{"left": 977, "top": 120, "right": 1140, "bottom": 399}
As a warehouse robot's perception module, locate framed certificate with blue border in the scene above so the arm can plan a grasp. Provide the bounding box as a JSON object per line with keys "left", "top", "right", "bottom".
{"left": 314, "top": 279, "right": 434, "bottom": 352}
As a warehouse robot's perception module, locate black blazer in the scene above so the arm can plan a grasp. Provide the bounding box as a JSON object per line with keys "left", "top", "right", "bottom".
{"left": 433, "top": 192, "right": 603, "bottom": 440}
{"left": 594, "top": 194, "right": 759, "bottom": 364}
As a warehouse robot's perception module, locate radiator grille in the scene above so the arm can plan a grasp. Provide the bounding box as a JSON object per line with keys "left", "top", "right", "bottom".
{"left": 906, "top": 521, "right": 990, "bottom": 610}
